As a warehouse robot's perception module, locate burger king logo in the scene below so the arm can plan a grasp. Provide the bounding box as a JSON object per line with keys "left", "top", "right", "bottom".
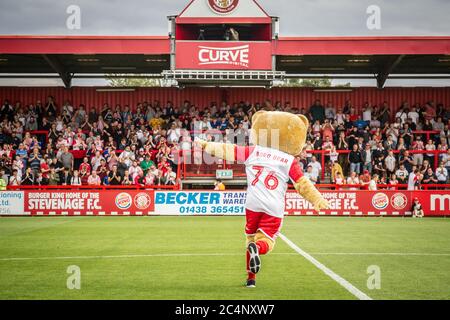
{"left": 115, "top": 193, "right": 132, "bottom": 210}
{"left": 372, "top": 193, "right": 389, "bottom": 210}
{"left": 134, "top": 193, "right": 152, "bottom": 210}
{"left": 391, "top": 193, "right": 408, "bottom": 210}
{"left": 208, "top": 0, "right": 239, "bottom": 14}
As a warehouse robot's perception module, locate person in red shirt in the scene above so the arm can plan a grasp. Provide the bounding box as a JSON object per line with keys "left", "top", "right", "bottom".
{"left": 158, "top": 157, "right": 171, "bottom": 175}
{"left": 79, "top": 157, "right": 91, "bottom": 175}
{"left": 40, "top": 159, "right": 50, "bottom": 180}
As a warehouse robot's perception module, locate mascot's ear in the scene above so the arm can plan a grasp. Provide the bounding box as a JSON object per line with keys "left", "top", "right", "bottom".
{"left": 252, "top": 110, "right": 267, "bottom": 124}
{"left": 298, "top": 114, "right": 309, "bottom": 128}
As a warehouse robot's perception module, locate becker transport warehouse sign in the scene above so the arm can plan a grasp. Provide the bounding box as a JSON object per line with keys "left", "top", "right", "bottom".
{"left": 0, "top": 190, "right": 449, "bottom": 216}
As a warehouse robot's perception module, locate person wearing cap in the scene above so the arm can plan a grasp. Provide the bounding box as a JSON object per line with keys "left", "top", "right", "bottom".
{"left": 360, "top": 169, "right": 371, "bottom": 188}
{"left": 412, "top": 197, "right": 424, "bottom": 218}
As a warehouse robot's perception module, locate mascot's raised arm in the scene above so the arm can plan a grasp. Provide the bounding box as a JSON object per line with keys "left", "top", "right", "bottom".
{"left": 196, "top": 110, "right": 329, "bottom": 287}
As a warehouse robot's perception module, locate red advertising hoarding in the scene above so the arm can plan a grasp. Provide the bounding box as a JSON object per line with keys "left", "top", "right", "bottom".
{"left": 175, "top": 41, "right": 272, "bottom": 70}
{"left": 24, "top": 190, "right": 154, "bottom": 216}
{"left": 1, "top": 190, "right": 448, "bottom": 216}
{"left": 284, "top": 190, "right": 450, "bottom": 216}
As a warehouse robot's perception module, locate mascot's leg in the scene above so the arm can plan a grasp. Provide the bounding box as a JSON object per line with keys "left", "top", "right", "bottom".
{"left": 245, "top": 211, "right": 282, "bottom": 287}
{"left": 254, "top": 231, "right": 275, "bottom": 255}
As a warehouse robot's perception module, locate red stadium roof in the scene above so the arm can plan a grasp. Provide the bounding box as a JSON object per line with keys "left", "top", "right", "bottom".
{"left": 0, "top": 0, "right": 449, "bottom": 88}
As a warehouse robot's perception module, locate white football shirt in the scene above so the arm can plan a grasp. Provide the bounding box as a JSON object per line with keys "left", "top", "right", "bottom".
{"left": 235, "top": 145, "right": 304, "bottom": 218}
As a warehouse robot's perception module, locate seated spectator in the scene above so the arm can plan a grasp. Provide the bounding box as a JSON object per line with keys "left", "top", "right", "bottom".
{"left": 335, "top": 172, "right": 344, "bottom": 186}
{"left": 303, "top": 165, "right": 317, "bottom": 184}
{"left": 360, "top": 170, "right": 371, "bottom": 188}
{"left": 122, "top": 170, "right": 132, "bottom": 185}
{"left": 87, "top": 171, "right": 101, "bottom": 186}
{"left": 108, "top": 165, "right": 122, "bottom": 185}
{"left": 21, "top": 167, "right": 34, "bottom": 185}
{"left": 9, "top": 169, "right": 20, "bottom": 186}
{"left": 368, "top": 174, "right": 379, "bottom": 191}
{"left": 71, "top": 170, "right": 82, "bottom": 186}
{"left": 395, "top": 164, "right": 409, "bottom": 184}
{"left": 346, "top": 171, "right": 360, "bottom": 190}
{"left": 422, "top": 167, "right": 438, "bottom": 185}
{"left": 164, "top": 166, "right": 177, "bottom": 185}
{"left": 48, "top": 168, "right": 60, "bottom": 185}
{"left": 389, "top": 173, "right": 399, "bottom": 190}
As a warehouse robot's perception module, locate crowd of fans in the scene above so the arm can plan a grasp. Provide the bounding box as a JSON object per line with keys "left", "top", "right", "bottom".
{"left": 0, "top": 95, "right": 449, "bottom": 190}
{"left": 300, "top": 99, "right": 450, "bottom": 190}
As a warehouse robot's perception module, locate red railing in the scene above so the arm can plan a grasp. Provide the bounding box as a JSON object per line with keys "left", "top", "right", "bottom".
{"left": 181, "top": 149, "right": 448, "bottom": 180}
{"left": 298, "top": 183, "right": 450, "bottom": 190}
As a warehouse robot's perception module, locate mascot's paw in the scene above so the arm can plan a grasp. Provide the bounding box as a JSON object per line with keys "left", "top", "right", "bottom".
{"left": 194, "top": 137, "right": 207, "bottom": 149}
{"left": 314, "top": 199, "right": 330, "bottom": 212}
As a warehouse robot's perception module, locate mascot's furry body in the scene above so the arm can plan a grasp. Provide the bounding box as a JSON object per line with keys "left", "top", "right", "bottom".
{"left": 197, "top": 111, "right": 329, "bottom": 287}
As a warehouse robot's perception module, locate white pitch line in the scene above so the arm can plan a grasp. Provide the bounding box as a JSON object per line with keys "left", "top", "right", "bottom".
{"left": 279, "top": 233, "right": 372, "bottom": 301}
{"left": 311, "top": 252, "right": 450, "bottom": 257}
{"left": 0, "top": 252, "right": 298, "bottom": 262}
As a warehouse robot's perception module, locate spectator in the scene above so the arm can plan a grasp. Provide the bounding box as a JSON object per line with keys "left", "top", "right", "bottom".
{"left": 87, "top": 171, "right": 101, "bottom": 186}
{"left": 304, "top": 165, "right": 317, "bottom": 184}
{"left": 346, "top": 171, "right": 360, "bottom": 190}
{"left": 348, "top": 144, "right": 362, "bottom": 174}
{"left": 309, "top": 100, "right": 325, "bottom": 124}
{"left": 21, "top": 167, "right": 34, "bottom": 185}
{"left": 59, "top": 146, "right": 74, "bottom": 171}
{"left": 435, "top": 162, "right": 448, "bottom": 184}
{"left": 108, "top": 165, "right": 122, "bottom": 185}
{"left": 70, "top": 170, "right": 82, "bottom": 186}
{"left": 309, "top": 156, "right": 322, "bottom": 183}
{"left": 368, "top": 174, "right": 379, "bottom": 191}
{"left": 395, "top": 164, "right": 409, "bottom": 184}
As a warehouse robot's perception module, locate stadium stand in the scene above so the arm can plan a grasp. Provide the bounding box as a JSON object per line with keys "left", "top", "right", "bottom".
{"left": 1, "top": 91, "right": 449, "bottom": 191}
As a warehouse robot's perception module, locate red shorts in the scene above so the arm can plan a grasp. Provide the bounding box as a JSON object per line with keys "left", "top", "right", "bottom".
{"left": 245, "top": 209, "right": 283, "bottom": 241}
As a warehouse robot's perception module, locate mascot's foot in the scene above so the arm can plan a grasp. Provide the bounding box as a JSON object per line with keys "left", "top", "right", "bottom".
{"left": 247, "top": 242, "right": 261, "bottom": 274}
{"left": 246, "top": 279, "right": 256, "bottom": 288}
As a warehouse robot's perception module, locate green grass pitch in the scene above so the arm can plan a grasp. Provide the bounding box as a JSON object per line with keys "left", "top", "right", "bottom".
{"left": 0, "top": 216, "right": 449, "bottom": 300}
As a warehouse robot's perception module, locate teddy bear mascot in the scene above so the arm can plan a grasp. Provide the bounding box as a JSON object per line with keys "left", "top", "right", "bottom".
{"left": 196, "top": 111, "right": 330, "bottom": 287}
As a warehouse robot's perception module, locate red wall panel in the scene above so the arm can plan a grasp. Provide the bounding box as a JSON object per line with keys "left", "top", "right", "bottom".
{"left": 0, "top": 86, "right": 449, "bottom": 115}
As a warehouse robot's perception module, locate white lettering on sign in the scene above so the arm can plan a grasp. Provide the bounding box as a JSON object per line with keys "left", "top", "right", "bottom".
{"left": 430, "top": 194, "right": 450, "bottom": 211}
{"left": 198, "top": 45, "right": 249, "bottom": 67}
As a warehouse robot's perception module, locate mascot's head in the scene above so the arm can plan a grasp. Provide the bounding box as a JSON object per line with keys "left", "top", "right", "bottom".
{"left": 250, "top": 111, "right": 309, "bottom": 156}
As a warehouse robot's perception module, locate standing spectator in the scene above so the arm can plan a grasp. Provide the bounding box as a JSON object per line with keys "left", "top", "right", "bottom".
{"left": 309, "top": 100, "right": 325, "bottom": 124}
{"left": 384, "top": 150, "right": 397, "bottom": 177}
{"left": 399, "top": 150, "right": 414, "bottom": 173}
{"left": 425, "top": 139, "right": 436, "bottom": 167}
{"left": 361, "top": 144, "right": 373, "bottom": 173}
{"left": 408, "top": 168, "right": 420, "bottom": 191}
{"left": 348, "top": 144, "right": 362, "bottom": 174}
{"left": 59, "top": 146, "right": 74, "bottom": 171}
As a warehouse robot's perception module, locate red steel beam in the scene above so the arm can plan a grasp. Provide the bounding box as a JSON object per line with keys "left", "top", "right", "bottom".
{"left": 273, "top": 36, "right": 450, "bottom": 55}
{"left": 0, "top": 35, "right": 170, "bottom": 55}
